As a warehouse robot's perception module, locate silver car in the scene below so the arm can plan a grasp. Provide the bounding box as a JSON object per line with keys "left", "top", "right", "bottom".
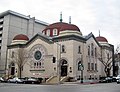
{"left": 8, "top": 77, "right": 23, "bottom": 83}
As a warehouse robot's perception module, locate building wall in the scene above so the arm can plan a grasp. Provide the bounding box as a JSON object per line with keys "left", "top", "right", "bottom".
{"left": 7, "top": 35, "right": 114, "bottom": 81}
{"left": 85, "top": 37, "right": 101, "bottom": 80}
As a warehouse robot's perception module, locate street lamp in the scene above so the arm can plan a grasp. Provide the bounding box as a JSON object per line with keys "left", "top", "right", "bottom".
{"left": 78, "top": 55, "right": 84, "bottom": 83}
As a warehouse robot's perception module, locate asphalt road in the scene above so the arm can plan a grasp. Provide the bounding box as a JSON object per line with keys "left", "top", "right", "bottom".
{"left": 0, "top": 82, "right": 120, "bottom": 92}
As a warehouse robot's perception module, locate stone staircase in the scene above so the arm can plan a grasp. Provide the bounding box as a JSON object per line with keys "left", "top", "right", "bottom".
{"left": 46, "top": 76, "right": 69, "bottom": 84}
{"left": 46, "top": 75, "right": 59, "bottom": 84}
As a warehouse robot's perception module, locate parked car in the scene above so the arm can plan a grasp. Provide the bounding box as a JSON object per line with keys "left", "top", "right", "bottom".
{"left": 8, "top": 77, "right": 23, "bottom": 83}
{"left": 116, "top": 75, "right": 120, "bottom": 80}
{"left": 117, "top": 78, "right": 120, "bottom": 84}
{"left": 105, "top": 77, "right": 113, "bottom": 83}
{"left": 0, "top": 77, "right": 4, "bottom": 82}
{"left": 112, "top": 76, "right": 117, "bottom": 82}
{"left": 22, "top": 77, "right": 42, "bottom": 84}
{"left": 99, "top": 77, "right": 112, "bottom": 83}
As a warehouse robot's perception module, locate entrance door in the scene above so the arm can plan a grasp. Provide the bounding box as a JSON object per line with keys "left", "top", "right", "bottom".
{"left": 60, "top": 59, "right": 68, "bottom": 76}
{"left": 11, "top": 67, "right": 15, "bottom": 75}
{"left": 10, "top": 63, "right": 15, "bottom": 75}
{"left": 61, "top": 65, "right": 67, "bottom": 76}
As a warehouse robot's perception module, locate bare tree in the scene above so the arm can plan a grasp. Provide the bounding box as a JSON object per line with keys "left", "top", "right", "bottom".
{"left": 9, "top": 48, "right": 29, "bottom": 78}
{"left": 115, "top": 44, "right": 120, "bottom": 54}
{"left": 98, "top": 51, "right": 113, "bottom": 77}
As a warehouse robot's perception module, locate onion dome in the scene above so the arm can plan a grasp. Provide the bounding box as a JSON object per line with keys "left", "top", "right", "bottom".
{"left": 13, "top": 34, "right": 29, "bottom": 41}
{"left": 42, "top": 22, "right": 82, "bottom": 37}
{"left": 96, "top": 36, "right": 108, "bottom": 42}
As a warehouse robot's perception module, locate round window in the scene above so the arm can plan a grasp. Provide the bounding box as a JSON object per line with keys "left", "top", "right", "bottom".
{"left": 34, "top": 50, "right": 42, "bottom": 60}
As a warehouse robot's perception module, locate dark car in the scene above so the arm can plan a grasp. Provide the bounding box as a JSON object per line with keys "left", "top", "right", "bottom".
{"left": 105, "top": 77, "right": 112, "bottom": 83}
{"left": 99, "top": 77, "right": 112, "bottom": 83}
{"left": 111, "top": 76, "right": 117, "bottom": 82}
{"left": 22, "top": 77, "right": 42, "bottom": 84}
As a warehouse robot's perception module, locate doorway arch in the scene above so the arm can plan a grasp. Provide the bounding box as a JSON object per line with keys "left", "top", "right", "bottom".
{"left": 60, "top": 59, "right": 68, "bottom": 76}
{"left": 10, "top": 62, "right": 15, "bottom": 75}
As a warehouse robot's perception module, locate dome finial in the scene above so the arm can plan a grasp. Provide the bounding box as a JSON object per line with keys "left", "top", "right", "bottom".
{"left": 60, "top": 12, "right": 63, "bottom": 22}
{"left": 99, "top": 30, "right": 100, "bottom": 36}
{"left": 69, "top": 16, "right": 71, "bottom": 24}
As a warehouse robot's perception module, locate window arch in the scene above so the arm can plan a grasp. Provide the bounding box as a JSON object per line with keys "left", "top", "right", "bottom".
{"left": 46, "top": 29, "right": 50, "bottom": 36}
{"left": 61, "top": 45, "right": 66, "bottom": 53}
{"left": 42, "top": 31, "right": 45, "bottom": 35}
{"left": 11, "top": 62, "right": 15, "bottom": 67}
{"left": 91, "top": 43, "right": 94, "bottom": 56}
{"left": 78, "top": 61, "right": 81, "bottom": 71}
{"left": 95, "top": 47, "right": 97, "bottom": 57}
{"left": 53, "top": 28, "right": 58, "bottom": 36}
{"left": 78, "top": 46, "right": 81, "bottom": 54}
{"left": 11, "top": 51, "right": 15, "bottom": 58}
{"left": 88, "top": 46, "right": 90, "bottom": 56}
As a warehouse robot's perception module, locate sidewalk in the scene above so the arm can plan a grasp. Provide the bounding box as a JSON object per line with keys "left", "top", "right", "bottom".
{"left": 62, "top": 80, "right": 99, "bottom": 85}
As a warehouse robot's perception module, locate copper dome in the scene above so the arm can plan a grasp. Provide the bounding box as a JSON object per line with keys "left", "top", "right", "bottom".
{"left": 44, "top": 22, "right": 80, "bottom": 32}
{"left": 13, "top": 34, "right": 29, "bottom": 41}
{"left": 96, "top": 36, "right": 108, "bottom": 42}
{"left": 42, "top": 22, "right": 81, "bottom": 36}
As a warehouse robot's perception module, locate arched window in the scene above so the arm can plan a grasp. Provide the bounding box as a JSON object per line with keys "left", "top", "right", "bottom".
{"left": 10, "top": 62, "right": 15, "bottom": 75}
{"left": 78, "top": 46, "right": 81, "bottom": 54}
{"left": 107, "top": 53, "right": 109, "bottom": 59}
{"left": 91, "top": 43, "right": 94, "bottom": 56}
{"left": 62, "top": 60, "right": 67, "bottom": 65}
{"left": 95, "top": 47, "right": 97, "bottom": 57}
{"left": 88, "top": 63, "right": 90, "bottom": 70}
{"left": 95, "top": 63, "right": 97, "bottom": 70}
{"left": 78, "top": 61, "right": 81, "bottom": 71}
{"left": 46, "top": 29, "right": 50, "bottom": 36}
{"left": 11, "top": 51, "right": 14, "bottom": 58}
{"left": 88, "top": 46, "right": 90, "bottom": 56}
{"left": 61, "top": 45, "right": 66, "bottom": 53}
{"left": 42, "top": 31, "right": 45, "bottom": 35}
{"left": 53, "top": 29, "right": 58, "bottom": 36}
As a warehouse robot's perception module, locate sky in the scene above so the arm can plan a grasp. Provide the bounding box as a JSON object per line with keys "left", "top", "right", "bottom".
{"left": 0, "top": 0, "right": 120, "bottom": 49}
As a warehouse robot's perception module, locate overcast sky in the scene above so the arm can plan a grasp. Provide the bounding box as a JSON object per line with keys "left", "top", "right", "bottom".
{"left": 0, "top": 0, "right": 120, "bottom": 48}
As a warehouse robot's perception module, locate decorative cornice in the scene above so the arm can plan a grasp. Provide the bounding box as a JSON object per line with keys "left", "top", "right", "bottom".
{"left": 53, "top": 34, "right": 86, "bottom": 43}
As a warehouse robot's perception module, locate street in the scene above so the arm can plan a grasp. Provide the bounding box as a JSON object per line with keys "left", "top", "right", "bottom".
{"left": 0, "top": 83, "right": 120, "bottom": 92}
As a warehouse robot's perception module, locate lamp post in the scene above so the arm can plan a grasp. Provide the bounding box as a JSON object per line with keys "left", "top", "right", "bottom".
{"left": 81, "top": 55, "right": 84, "bottom": 83}
{"left": 78, "top": 55, "right": 84, "bottom": 83}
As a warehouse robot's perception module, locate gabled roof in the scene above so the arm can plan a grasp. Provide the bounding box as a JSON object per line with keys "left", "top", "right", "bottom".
{"left": 84, "top": 32, "right": 100, "bottom": 46}
{"left": 26, "top": 33, "right": 53, "bottom": 45}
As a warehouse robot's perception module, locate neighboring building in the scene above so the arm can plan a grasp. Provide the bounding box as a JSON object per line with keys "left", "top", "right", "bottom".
{"left": 114, "top": 53, "right": 120, "bottom": 76}
{"left": 6, "top": 18, "right": 114, "bottom": 83}
{"left": 96, "top": 36, "right": 114, "bottom": 77}
{"left": 0, "top": 10, "right": 48, "bottom": 76}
